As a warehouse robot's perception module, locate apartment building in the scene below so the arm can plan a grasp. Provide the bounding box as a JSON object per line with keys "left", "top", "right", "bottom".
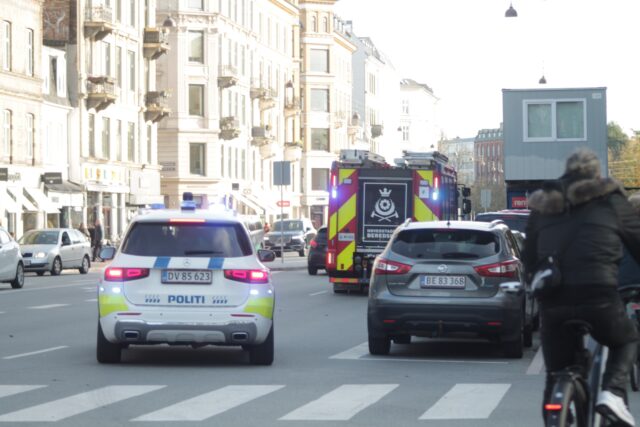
{"left": 299, "top": 1, "right": 355, "bottom": 228}
{"left": 399, "top": 78, "right": 440, "bottom": 153}
{"left": 475, "top": 125, "right": 505, "bottom": 185}
{"left": 0, "top": 0, "right": 48, "bottom": 237}
{"left": 43, "top": 0, "right": 167, "bottom": 241}
{"left": 156, "top": 0, "right": 302, "bottom": 223}
{"left": 439, "top": 136, "right": 475, "bottom": 186}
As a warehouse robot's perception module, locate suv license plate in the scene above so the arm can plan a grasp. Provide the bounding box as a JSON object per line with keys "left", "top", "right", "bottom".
{"left": 162, "top": 269, "right": 213, "bottom": 284}
{"left": 420, "top": 275, "right": 466, "bottom": 289}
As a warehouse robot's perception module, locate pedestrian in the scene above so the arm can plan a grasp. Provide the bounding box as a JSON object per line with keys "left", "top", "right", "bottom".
{"left": 263, "top": 222, "right": 270, "bottom": 233}
{"left": 523, "top": 148, "right": 640, "bottom": 427}
{"left": 619, "top": 192, "right": 640, "bottom": 288}
{"left": 77, "top": 222, "right": 91, "bottom": 240}
{"left": 92, "top": 219, "right": 103, "bottom": 262}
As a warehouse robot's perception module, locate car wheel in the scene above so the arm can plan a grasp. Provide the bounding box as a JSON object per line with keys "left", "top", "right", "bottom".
{"left": 50, "top": 257, "right": 62, "bottom": 276}
{"left": 79, "top": 256, "right": 90, "bottom": 274}
{"left": 248, "top": 326, "right": 274, "bottom": 366}
{"left": 96, "top": 322, "right": 122, "bottom": 364}
{"left": 523, "top": 323, "right": 533, "bottom": 348}
{"left": 298, "top": 247, "right": 306, "bottom": 257}
{"left": 368, "top": 335, "right": 391, "bottom": 355}
{"left": 631, "top": 357, "right": 640, "bottom": 392}
{"left": 308, "top": 265, "right": 318, "bottom": 275}
{"left": 274, "top": 251, "right": 281, "bottom": 258}
{"left": 393, "top": 335, "right": 411, "bottom": 345}
{"left": 503, "top": 322, "right": 524, "bottom": 359}
{"left": 36, "top": 271, "right": 45, "bottom": 276}
{"left": 10, "top": 263, "right": 24, "bottom": 289}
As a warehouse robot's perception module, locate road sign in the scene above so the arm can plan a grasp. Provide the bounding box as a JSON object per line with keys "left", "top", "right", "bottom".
{"left": 276, "top": 200, "right": 290, "bottom": 207}
{"left": 273, "top": 161, "right": 291, "bottom": 186}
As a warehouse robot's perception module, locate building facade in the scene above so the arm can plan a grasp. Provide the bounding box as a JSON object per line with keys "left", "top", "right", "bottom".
{"left": 156, "top": 0, "right": 301, "bottom": 224}
{"left": 399, "top": 78, "right": 440, "bottom": 154}
{"left": 474, "top": 125, "right": 504, "bottom": 185}
{"left": 439, "top": 136, "right": 475, "bottom": 186}
{"left": 0, "top": 0, "right": 47, "bottom": 238}
{"left": 299, "top": 0, "right": 355, "bottom": 228}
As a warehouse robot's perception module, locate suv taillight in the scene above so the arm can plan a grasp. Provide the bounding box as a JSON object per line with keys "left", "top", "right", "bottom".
{"left": 224, "top": 269, "right": 269, "bottom": 284}
{"left": 474, "top": 260, "right": 518, "bottom": 278}
{"left": 310, "top": 239, "right": 318, "bottom": 248}
{"left": 104, "top": 267, "right": 150, "bottom": 282}
{"left": 373, "top": 258, "right": 412, "bottom": 275}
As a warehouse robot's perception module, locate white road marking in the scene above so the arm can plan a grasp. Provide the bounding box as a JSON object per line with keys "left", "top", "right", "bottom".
{"left": 420, "top": 383, "right": 511, "bottom": 420}
{"left": 85, "top": 299, "right": 97, "bottom": 302}
{"left": 0, "top": 385, "right": 46, "bottom": 399}
{"left": 280, "top": 384, "right": 398, "bottom": 421}
{"left": 3, "top": 346, "right": 69, "bottom": 360}
{"left": 82, "top": 287, "right": 94, "bottom": 290}
{"left": 526, "top": 347, "right": 545, "bottom": 375}
{"left": 0, "top": 385, "right": 165, "bottom": 422}
{"left": 27, "top": 304, "right": 69, "bottom": 310}
{"left": 330, "top": 342, "right": 508, "bottom": 364}
{"left": 309, "top": 290, "right": 328, "bottom": 296}
{"left": 133, "top": 385, "right": 284, "bottom": 421}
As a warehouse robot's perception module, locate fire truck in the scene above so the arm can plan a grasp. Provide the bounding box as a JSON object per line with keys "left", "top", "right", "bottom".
{"left": 326, "top": 149, "right": 460, "bottom": 293}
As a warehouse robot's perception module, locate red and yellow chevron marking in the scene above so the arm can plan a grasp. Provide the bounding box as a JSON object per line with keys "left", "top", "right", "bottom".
{"left": 330, "top": 277, "right": 360, "bottom": 284}
{"left": 413, "top": 170, "right": 439, "bottom": 222}
{"left": 328, "top": 168, "right": 358, "bottom": 272}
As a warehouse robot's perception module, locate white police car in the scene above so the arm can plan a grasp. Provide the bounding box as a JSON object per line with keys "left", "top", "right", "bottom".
{"left": 96, "top": 193, "right": 276, "bottom": 365}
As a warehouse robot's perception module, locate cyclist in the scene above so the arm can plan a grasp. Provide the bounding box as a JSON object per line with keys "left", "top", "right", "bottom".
{"left": 620, "top": 192, "right": 640, "bottom": 288}
{"left": 523, "top": 148, "right": 640, "bottom": 427}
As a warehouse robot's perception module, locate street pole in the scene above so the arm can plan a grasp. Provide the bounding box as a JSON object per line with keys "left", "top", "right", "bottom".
{"left": 280, "top": 160, "right": 284, "bottom": 264}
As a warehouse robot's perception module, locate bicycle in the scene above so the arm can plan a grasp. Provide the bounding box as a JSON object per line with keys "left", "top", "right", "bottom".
{"left": 544, "top": 284, "right": 640, "bottom": 427}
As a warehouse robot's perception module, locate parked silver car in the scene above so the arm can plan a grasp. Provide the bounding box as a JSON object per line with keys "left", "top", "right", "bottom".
{"left": 19, "top": 228, "right": 92, "bottom": 276}
{"left": 0, "top": 226, "right": 24, "bottom": 288}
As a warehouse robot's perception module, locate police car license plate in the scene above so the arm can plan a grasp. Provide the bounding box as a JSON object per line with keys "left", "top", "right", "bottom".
{"left": 420, "top": 275, "right": 466, "bottom": 289}
{"left": 162, "top": 269, "right": 213, "bottom": 284}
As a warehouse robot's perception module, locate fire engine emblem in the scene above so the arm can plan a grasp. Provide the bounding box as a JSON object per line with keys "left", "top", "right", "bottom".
{"left": 371, "top": 188, "right": 399, "bottom": 222}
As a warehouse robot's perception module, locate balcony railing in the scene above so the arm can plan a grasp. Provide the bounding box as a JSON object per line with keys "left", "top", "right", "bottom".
{"left": 86, "top": 76, "right": 117, "bottom": 112}
{"left": 220, "top": 116, "right": 240, "bottom": 140}
{"left": 143, "top": 28, "right": 170, "bottom": 60}
{"left": 144, "top": 91, "right": 171, "bottom": 123}
{"left": 84, "top": 6, "right": 114, "bottom": 41}
{"left": 218, "top": 65, "right": 239, "bottom": 89}
{"left": 371, "top": 124, "right": 384, "bottom": 138}
{"left": 251, "top": 126, "right": 274, "bottom": 146}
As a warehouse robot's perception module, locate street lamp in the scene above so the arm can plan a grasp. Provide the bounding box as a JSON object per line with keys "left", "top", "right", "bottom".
{"left": 539, "top": 75, "right": 547, "bottom": 84}
{"left": 162, "top": 15, "right": 177, "bottom": 27}
{"left": 505, "top": 2, "right": 518, "bottom": 17}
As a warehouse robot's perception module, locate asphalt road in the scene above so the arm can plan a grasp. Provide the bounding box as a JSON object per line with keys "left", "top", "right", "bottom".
{"left": 1, "top": 260, "right": 640, "bottom": 426}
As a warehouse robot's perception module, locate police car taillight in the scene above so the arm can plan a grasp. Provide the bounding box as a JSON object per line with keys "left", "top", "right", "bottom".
{"left": 224, "top": 269, "right": 269, "bottom": 284}
{"left": 105, "top": 267, "right": 150, "bottom": 282}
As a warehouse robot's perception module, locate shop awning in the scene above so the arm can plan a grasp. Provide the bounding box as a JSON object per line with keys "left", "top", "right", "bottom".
{"left": 7, "top": 188, "right": 37, "bottom": 212}
{"left": 45, "top": 181, "right": 84, "bottom": 208}
{"left": 0, "top": 188, "right": 20, "bottom": 213}
{"left": 45, "top": 180, "right": 84, "bottom": 193}
{"left": 24, "top": 187, "right": 60, "bottom": 214}
{"left": 243, "top": 192, "right": 280, "bottom": 216}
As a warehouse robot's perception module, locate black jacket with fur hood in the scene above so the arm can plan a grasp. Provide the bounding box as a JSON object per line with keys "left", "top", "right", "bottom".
{"left": 523, "top": 176, "right": 640, "bottom": 288}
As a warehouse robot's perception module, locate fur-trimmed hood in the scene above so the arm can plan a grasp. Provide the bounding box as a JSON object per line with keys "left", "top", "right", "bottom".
{"left": 527, "top": 177, "right": 626, "bottom": 215}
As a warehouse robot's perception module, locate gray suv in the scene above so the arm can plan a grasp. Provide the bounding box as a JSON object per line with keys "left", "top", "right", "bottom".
{"left": 367, "top": 220, "right": 536, "bottom": 359}
{"left": 263, "top": 219, "right": 316, "bottom": 257}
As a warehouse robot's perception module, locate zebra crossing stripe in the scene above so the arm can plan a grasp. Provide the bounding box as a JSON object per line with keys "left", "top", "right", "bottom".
{"left": 420, "top": 383, "right": 510, "bottom": 420}
{"left": 133, "top": 385, "right": 284, "bottom": 421}
{"left": 280, "top": 384, "right": 398, "bottom": 421}
{"left": 0, "top": 386, "right": 46, "bottom": 399}
{"left": 0, "top": 385, "right": 165, "bottom": 422}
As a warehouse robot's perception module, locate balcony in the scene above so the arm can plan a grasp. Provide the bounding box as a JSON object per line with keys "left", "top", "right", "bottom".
{"left": 371, "top": 124, "right": 384, "bottom": 138}
{"left": 143, "top": 28, "right": 170, "bottom": 60}
{"left": 250, "top": 79, "right": 277, "bottom": 109}
{"left": 218, "top": 65, "right": 239, "bottom": 89}
{"left": 284, "top": 97, "right": 301, "bottom": 117}
{"left": 333, "top": 111, "right": 348, "bottom": 128}
{"left": 219, "top": 116, "right": 240, "bottom": 140}
{"left": 284, "top": 142, "right": 303, "bottom": 162}
{"left": 259, "top": 142, "right": 277, "bottom": 159}
{"left": 144, "top": 91, "right": 171, "bottom": 123}
{"left": 84, "top": 6, "right": 115, "bottom": 41}
{"left": 86, "top": 76, "right": 117, "bottom": 111}
{"left": 251, "top": 126, "right": 274, "bottom": 146}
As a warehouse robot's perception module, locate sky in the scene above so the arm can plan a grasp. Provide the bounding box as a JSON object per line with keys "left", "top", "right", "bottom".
{"left": 334, "top": 0, "right": 640, "bottom": 139}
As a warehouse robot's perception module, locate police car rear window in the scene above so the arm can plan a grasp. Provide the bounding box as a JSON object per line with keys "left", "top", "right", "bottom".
{"left": 391, "top": 229, "right": 499, "bottom": 260}
{"left": 121, "top": 222, "right": 252, "bottom": 257}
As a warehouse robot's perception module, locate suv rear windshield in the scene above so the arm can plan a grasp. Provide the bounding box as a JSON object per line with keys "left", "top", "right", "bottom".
{"left": 121, "top": 222, "right": 252, "bottom": 257}
{"left": 391, "top": 229, "right": 500, "bottom": 260}
{"left": 475, "top": 214, "right": 528, "bottom": 233}
{"left": 272, "top": 220, "right": 303, "bottom": 231}
{"left": 314, "top": 227, "right": 327, "bottom": 243}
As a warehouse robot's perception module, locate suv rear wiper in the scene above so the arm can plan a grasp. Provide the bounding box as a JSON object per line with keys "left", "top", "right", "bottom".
{"left": 184, "top": 250, "right": 225, "bottom": 255}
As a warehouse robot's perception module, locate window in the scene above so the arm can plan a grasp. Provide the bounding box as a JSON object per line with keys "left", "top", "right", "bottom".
{"left": 128, "top": 50, "right": 135, "bottom": 91}
{"left": 310, "top": 49, "right": 328, "bottom": 73}
{"left": 115, "top": 119, "right": 122, "bottom": 161}
{"left": 189, "top": 84, "right": 204, "bottom": 116}
{"left": 127, "top": 122, "right": 135, "bottom": 161}
{"left": 129, "top": 0, "right": 136, "bottom": 26}
{"left": 310, "top": 88, "right": 329, "bottom": 112}
{"left": 2, "top": 21, "right": 10, "bottom": 71}
{"left": 26, "top": 29, "right": 33, "bottom": 76}
{"left": 103, "top": 41, "right": 111, "bottom": 76}
{"left": 391, "top": 229, "right": 499, "bottom": 260}
{"left": 88, "top": 113, "right": 95, "bottom": 157}
{"left": 188, "top": 0, "right": 204, "bottom": 9}
{"left": 402, "top": 99, "right": 409, "bottom": 115}
{"left": 188, "top": 31, "right": 203, "bottom": 63}
{"left": 524, "top": 99, "right": 586, "bottom": 141}
{"left": 367, "top": 73, "right": 377, "bottom": 95}
{"left": 401, "top": 125, "right": 409, "bottom": 142}
{"left": 190, "top": 143, "right": 205, "bottom": 175}
{"left": 116, "top": 0, "right": 122, "bottom": 22}
{"left": 116, "top": 46, "right": 122, "bottom": 87}
{"left": 312, "top": 16, "right": 317, "bottom": 32}
{"left": 311, "top": 168, "right": 329, "bottom": 191}
{"left": 322, "top": 17, "right": 328, "bottom": 32}
{"left": 25, "top": 113, "right": 33, "bottom": 158}
{"left": 311, "top": 128, "right": 329, "bottom": 151}
{"left": 102, "top": 117, "right": 110, "bottom": 159}
{"left": 147, "top": 124, "right": 152, "bottom": 164}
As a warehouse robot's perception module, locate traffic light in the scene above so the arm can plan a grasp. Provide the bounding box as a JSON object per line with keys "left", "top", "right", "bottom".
{"left": 462, "top": 187, "right": 471, "bottom": 198}
{"left": 462, "top": 199, "right": 472, "bottom": 214}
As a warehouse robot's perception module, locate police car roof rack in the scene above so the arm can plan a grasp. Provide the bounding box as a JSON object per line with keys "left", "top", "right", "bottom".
{"left": 400, "top": 150, "right": 449, "bottom": 168}
{"left": 339, "top": 149, "right": 387, "bottom": 167}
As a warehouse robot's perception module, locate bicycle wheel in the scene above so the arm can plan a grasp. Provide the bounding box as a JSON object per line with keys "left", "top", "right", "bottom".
{"left": 631, "top": 358, "right": 640, "bottom": 392}
{"left": 545, "top": 380, "right": 589, "bottom": 427}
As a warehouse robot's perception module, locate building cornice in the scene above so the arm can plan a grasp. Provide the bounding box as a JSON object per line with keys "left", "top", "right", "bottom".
{"left": 269, "top": 0, "right": 299, "bottom": 17}
{"left": 333, "top": 33, "right": 356, "bottom": 53}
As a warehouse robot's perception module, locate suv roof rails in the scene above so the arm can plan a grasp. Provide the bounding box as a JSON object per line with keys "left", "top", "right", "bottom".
{"left": 489, "top": 219, "right": 506, "bottom": 228}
